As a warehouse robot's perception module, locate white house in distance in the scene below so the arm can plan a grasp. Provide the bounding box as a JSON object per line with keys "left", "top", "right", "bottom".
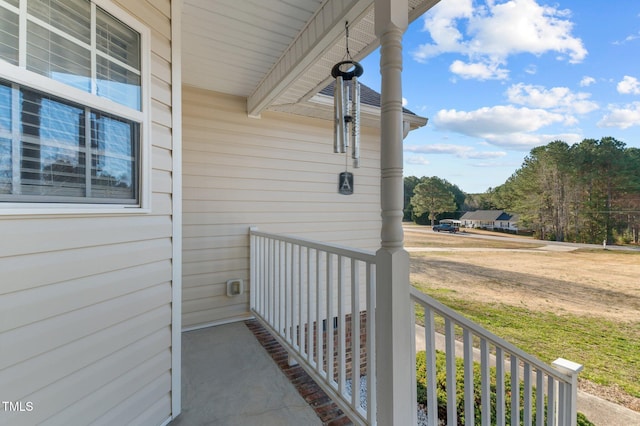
{"left": 0, "top": 1, "right": 583, "bottom": 425}
{"left": 460, "top": 210, "right": 520, "bottom": 232}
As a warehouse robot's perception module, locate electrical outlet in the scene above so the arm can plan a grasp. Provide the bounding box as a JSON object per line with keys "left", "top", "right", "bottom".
{"left": 226, "top": 279, "right": 243, "bottom": 297}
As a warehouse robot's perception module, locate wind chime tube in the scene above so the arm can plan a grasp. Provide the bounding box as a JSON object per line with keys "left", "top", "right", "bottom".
{"left": 351, "top": 77, "right": 360, "bottom": 168}
{"left": 334, "top": 76, "right": 345, "bottom": 153}
{"left": 344, "top": 83, "right": 350, "bottom": 150}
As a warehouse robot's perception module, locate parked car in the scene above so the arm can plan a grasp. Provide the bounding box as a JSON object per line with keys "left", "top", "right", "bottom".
{"left": 433, "top": 223, "right": 459, "bottom": 233}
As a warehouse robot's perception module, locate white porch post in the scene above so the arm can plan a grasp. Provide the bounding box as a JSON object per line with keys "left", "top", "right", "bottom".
{"left": 374, "top": 0, "right": 412, "bottom": 425}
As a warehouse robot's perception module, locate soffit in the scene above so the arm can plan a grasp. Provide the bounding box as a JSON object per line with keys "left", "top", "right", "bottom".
{"left": 182, "top": 0, "right": 324, "bottom": 98}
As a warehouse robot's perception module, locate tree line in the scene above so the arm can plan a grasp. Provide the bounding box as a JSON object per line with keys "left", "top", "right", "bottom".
{"left": 404, "top": 176, "right": 466, "bottom": 225}
{"left": 487, "top": 137, "right": 640, "bottom": 244}
{"left": 405, "top": 137, "right": 640, "bottom": 245}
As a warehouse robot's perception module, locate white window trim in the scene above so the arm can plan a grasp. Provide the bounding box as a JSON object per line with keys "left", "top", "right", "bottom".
{"left": 0, "top": 0, "right": 151, "bottom": 216}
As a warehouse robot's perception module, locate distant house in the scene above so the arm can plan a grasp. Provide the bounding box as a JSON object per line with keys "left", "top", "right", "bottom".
{"left": 460, "top": 210, "right": 519, "bottom": 231}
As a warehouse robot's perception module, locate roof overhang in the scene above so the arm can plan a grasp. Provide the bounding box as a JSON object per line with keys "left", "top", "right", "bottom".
{"left": 269, "top": 92, "right": 428, "bottom": 135}
{"left": 182, "top": 0, "right": 441, "bottom": 116}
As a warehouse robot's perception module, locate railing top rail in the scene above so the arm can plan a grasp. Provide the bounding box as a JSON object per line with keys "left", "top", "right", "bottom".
{"left": 250, "top": 228, "right": 376, "bottom": 263}
{"left": 410, "top": 287, "right": 573, "bottom": 383}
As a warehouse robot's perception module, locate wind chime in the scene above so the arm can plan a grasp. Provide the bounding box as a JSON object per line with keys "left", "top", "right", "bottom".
{"left": 332, "top": 22, "right": 363, "bottom": 195}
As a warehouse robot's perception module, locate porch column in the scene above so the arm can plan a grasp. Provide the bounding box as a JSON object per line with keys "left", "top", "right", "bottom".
{"left": 374, "top": 0, "right": 412, "bottom": 425}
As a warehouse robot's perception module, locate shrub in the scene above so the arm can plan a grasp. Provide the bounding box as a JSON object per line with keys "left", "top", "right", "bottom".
{"left": 416, "top": 350, "right": 594, "bottom": 426}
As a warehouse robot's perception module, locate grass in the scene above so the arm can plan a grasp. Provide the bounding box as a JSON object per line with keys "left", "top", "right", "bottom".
{"left": 575, "top": 247, "right": 640, "bottom": 256}
{"left": 412, "top": 285, "right": 640, "bottom": 399}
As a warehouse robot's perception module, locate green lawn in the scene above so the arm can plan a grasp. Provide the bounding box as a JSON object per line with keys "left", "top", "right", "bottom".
{"left": 412, "top": 285, "right": 640, "bottom": 400}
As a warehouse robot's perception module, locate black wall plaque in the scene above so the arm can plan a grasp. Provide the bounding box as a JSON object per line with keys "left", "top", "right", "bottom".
{"left": 339, "top": 172, "right": 354, "bottom": 195}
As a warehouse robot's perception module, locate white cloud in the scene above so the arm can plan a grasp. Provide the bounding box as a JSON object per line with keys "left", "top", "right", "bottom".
{"left": 506, "top": 83, "right": 598, "bottom": 114}
{"left": 405, "top": 144, "right": 506, "bottom": 159}
{"left": 405, "top": 155, "right": 430, "bottom": 166}
{"left": 579, "top": 76, "right": 595, "bottom": 87}
{"left": 402, "top": 97, "right": 408, "bottom": 106}
{"left": 625, "top": 33, "right": 640, "bottom": 43}
{"left": 617, "top": 76, "right": 640, "bottom": 95}
{"left": 467, "top": 0, "right": 586, "bottom": 62}
{"left": 598, "top": 102, "right": 640, "bottom": 129}
{"left": 483, "top": 132, "right": 582, "bottom": 149}
{"left": 613, "top": 31, "right": 640, "bottom": 45}
{"left": 432, "top": 105, "right": 582, "bottom": 149}
{"left": 413, "top": 0, "right": 586, "bottom": 80}
{"left": 450, "top": 60, "right": 509, "bottom": 80}
{"left": 434, "top": 105, "right": 565, "bottom": 135}
{"left": 471, "top": 160, "right": 521, "bottom": 168}
{"left": 413, "top": 0, "right": 474, "bottom": 61}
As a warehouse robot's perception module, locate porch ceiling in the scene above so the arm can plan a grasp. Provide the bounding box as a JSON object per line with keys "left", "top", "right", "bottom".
{"left": 182, "top": 0, "right": 440, "bottom": 117}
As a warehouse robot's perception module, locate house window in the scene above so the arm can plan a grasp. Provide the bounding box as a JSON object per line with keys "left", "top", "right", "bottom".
{"left": 0, "top": 0, "right": 147, "bottom": 207}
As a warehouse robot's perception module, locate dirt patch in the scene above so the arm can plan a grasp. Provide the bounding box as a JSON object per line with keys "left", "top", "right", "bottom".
{"left": 405, "top": 225, "right": 640, "bottom": 411}
{"left": 406, "top": 229, "right": 640, "bottom": 323}
{"left": 579, "top": 379, "right": 640, "bottom": 412}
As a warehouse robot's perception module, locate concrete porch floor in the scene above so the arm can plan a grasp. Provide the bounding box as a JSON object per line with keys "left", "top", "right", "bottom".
{"left": 169, "top": 321, "right": 326, "bottom": 426}
{"left": 168, "top": 319, "right": 640, "bottom": 426}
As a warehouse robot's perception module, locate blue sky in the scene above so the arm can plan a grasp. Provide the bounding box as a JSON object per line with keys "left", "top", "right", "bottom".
{"left": 358, "top": 0, "right": 640, "bottom": 193}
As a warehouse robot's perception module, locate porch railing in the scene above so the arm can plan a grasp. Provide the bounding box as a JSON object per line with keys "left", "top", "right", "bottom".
{"left": 411, "top": 287, "right": 583, "bottom": 426}
{"left": 250, "top": 228, "right": 377, "bottom": 425}
{"left": 249, "top": 229, "right": 582, "bottom": 426}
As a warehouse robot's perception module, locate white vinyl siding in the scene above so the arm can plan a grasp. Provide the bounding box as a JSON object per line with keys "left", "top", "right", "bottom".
{"left": 182, "top": 86, "right": 381, "bottom": 329}
{"left": 0, "top": 1, "right": 175, "bottom": 425}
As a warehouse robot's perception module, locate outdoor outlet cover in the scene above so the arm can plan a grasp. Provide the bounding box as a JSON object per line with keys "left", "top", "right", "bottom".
{"left": 226, "top": 279, "right": 243, "bottom": 297}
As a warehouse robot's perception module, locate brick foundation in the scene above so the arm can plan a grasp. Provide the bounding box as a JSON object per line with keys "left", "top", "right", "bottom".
{"left": 328, "top": 311, "right": 369, "bottom": 381}
{"left": 245, "top": 310, "right": 370, "bottom": 425}
{"left": 245, "top": 319, "right": 354, "bottom": 425}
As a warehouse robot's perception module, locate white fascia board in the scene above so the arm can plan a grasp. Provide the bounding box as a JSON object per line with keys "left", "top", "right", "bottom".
{"left": 310, "top": 93, "right": 428, "bottom": 130}
{"left": 246, "top": 0, "right": 374, "bottom": 118}
{"left": 409, "top": 0, "right": 442, "bottom": 22}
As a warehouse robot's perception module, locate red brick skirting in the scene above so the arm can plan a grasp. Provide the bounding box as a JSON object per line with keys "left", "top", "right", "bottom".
{"left": 245, "top": 319, "right": 354, "bottom": 426}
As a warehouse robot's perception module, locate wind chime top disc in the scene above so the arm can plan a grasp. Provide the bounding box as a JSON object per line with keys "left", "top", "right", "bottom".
{"left": 331, "top": 60, "right": 363, "bottom": 81}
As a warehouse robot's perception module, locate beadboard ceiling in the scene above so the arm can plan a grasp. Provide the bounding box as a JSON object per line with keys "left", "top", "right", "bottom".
{"left": 181, "top": 0, "right": 440, "bottom": 116}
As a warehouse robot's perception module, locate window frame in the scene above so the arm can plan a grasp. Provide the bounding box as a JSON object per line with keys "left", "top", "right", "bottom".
{"left": 0, "top": 0, "right": 151, "bottom": 215}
